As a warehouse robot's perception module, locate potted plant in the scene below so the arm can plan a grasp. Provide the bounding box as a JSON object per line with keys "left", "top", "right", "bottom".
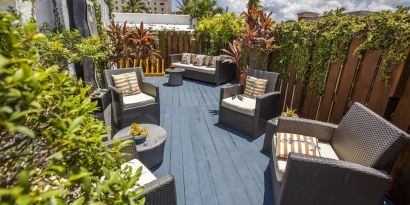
{"left": 128, "top": 123, "right": 149, "bottom": 144}
{"left": 281, "top": 107, "right": 299, "bottom": 118}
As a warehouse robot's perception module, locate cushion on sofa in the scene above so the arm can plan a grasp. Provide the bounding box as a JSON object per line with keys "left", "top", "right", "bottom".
{"left": 193, "top": 55, "right": 206, "bottom": 66}
{"left": 276, "top": 132, "right": 321, "bottom": 159}
{"left": 172, "top": 62, "right": 216, "bottom": 74}
{"left": 181, "top": 53, "right": 191, "bottom": 64}
{"left": 273, "top": 135, "right": 339, "bottom": 182}
{"left": 221, "top": 95, "right": 256, "bottom": 116}
{"left": 121, "top": 159, "right": 157, "bottom": 186}
{"left": 112, "top": 72, "right": 141, "bottom": 96}
{"left": 190, "top": 54, "right": 197, "bottom": 64}
{"left": 123, "top": 93, "right": 155, "bottom": 109}
{"left": 204, "top": 56, "right": 212, "bottom": 66}
{"left": 208, "top": 56, "right": 221, "bottom": 68}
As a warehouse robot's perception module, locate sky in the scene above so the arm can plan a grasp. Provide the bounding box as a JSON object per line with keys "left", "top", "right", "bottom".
{"left": 172, "top": 0, "right": 410, "bottom": 21}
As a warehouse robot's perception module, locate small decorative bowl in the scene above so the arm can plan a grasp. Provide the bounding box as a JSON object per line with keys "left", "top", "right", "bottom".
{"left": 134, "top": 135, "right": 147, "bottom": 144}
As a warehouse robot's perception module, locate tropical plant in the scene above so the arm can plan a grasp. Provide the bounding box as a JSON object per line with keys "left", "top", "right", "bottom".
{"left": 221, "top": 40, "right": 245, "bottom": 80}
{"left": 176, "top": 0, "right": 224, "bottom": 20}
{"left": 195, "top": 12, "right": 245, "bottom": 55}
{"left": 107, "top": 20, "right": 161, "bottom": 67}
{"left": 128, "top": 123, "right": 149, "bottom": 137}
{"left": 247, "top": 0, "right": 261, "bottom": 9}
{"left": 122, "top": 0, "right": 149, "bottom": 13}
{"left": 0, "top": 13, "right": 144, "bottom": 204}
{"left": 281, "top": 107, "right": 299, "bottom": 118}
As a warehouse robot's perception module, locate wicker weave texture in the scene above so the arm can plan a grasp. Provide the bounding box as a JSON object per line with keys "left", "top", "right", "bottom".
{"left": 332, "top": 102, "right": 410, "bottom": 170}
{"left": 278, "top": 153, "right": 391, "bottom": 205}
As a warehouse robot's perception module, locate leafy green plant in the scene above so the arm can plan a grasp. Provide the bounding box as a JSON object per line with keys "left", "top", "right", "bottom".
{"left": 128, "top": 123, "right": 149, "bottom": 137}
{"left": 0, "top": 13, "right": 144, "bottom": 204}
{"left": 122, "top": 0, "right": 149, "bottom": 13}
{"left": 195, "top": 12, "right": 244, "bottom": 55}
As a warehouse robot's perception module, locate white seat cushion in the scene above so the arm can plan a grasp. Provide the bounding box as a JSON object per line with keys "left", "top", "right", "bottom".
{"left": 123, "top": 93, "right": 155, "bottom": 109}
{"left": 221, "top": 95, "right": 256, "bottom": 116}
{"left": 172, "top": 63, "right": 216, "bottom": 74}
{"left": 121, "top": 159, "right": 157, "bottom": 186}
{"left": 273, "top": 135, "right": 339, "bottom": 182}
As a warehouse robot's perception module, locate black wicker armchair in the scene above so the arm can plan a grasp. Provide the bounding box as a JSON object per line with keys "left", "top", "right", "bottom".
{"left": 269, "top": 102, "right": 410, "bottom": 205}
{"left": 218, "top": 69, "right": 281, "bottom": 138}
{"left": 104, "top": 68, "right": 160, "bottom": 130}
{"left": 108, "top": 136, "right": 177, "bottom": 205}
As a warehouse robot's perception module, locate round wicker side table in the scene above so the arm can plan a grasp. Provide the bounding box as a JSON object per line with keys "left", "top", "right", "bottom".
{"left": 114, "top": 124, "right": 167, "bottom": 168}
{"left": 166, "top": 68, "right": 185, "bottom": 86}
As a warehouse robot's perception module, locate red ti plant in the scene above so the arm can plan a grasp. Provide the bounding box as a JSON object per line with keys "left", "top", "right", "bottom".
{"left": 127, "top": 21, "right": 161, "bottom": 66}
{"left": 221, "top": 40, "right": 246, "bottom": 82}
{"left": 107, "top": 20, "right": 161, "bottom": 67}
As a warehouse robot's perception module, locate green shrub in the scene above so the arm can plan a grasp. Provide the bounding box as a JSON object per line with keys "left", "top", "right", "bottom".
{"left": 195, "top": 13, "right": 245, "bottom": 55}
{"left": 0, "top": 13, "right": 144, "bottom": 204}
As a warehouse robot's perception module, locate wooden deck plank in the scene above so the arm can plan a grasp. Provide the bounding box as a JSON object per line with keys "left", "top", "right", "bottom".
{"left": 144, "top": 77, "right": 273, "bottom": 205}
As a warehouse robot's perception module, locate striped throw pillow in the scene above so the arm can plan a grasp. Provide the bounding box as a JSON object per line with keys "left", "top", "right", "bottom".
{"left": 276, "top": 132, "right": 321, "bottom": 159}
{"left": 244, "top": 76, "right": 268, "bottom": 98}
{"left": 112, "top": 72, "right": 141, "bottom": 96}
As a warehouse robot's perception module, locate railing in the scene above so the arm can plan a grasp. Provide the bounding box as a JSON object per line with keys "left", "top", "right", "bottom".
{"left": 118, "top": 58, "right": 165, "bottom": 76}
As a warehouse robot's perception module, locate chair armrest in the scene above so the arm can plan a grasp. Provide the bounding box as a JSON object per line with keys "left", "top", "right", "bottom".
{"left": 219, "top": 84, "right": 244, "bottom": 105}
{"left": 279, "top": 153, "right": 391, "bottom": 205}
{"left": 109, "top": 85, "right": 124, "bottom": 106}
{"left": 142, "top": 174, "right": 177, "bottom": 205}
{"left": 170, "top": 54, "right": 182, "bottom": 64}
{"left": 276, "top": 116, "right": 338, "bottom": 142}
{"left": 142, "top": 82, "right": 159, "bottom": 102}
{"left": 255, "top": 91, "right": 281, "bottom": 121}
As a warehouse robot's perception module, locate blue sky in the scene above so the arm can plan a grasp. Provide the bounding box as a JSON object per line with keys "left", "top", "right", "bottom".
{"left": 172, "top": 0, "right": 410, "bottom": 20}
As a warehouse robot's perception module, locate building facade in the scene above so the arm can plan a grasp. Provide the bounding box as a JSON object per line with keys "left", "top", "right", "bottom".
{"left": 113, "top": 0, "right": 171, "bottom": 14}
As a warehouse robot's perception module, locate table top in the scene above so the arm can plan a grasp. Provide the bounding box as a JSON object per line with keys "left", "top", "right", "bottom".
{"left": 166, "top": 68, "right": 185, "bottom": 73}
{"left": 114, "top": 124, "right": 167, "bottom": 151}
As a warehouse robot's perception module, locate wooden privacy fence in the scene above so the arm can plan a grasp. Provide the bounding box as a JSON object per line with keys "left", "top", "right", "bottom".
{"left": 277, "top": 38, "right": 410, "bottom": 132}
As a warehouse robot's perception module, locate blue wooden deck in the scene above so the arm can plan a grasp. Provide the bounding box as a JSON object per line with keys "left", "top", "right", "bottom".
{"left": 146, "top": 76, "right": 273, "bottom": 205}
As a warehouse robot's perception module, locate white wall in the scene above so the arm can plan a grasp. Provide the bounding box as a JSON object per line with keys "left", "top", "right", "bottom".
{"left": 113, "top": 12, "right": 192, "bottom": 25}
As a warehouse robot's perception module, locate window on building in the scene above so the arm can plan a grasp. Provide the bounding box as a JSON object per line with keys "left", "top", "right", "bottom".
{"left": 161, "top": 8, "right": 164, "bottom": 11}
{"left": 154, "top": 2, "right": 156, "bottom": 5}
{"left": 160, "top": 3, "right": 164, "bottom": 5}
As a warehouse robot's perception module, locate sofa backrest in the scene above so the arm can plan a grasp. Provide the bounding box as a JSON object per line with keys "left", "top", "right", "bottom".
{"left": 104, "top": 68, "right": 145, "bottom": 89}
{"left": 247, "top": 69, "right": 280, "bottom": 93}
{"left": 331, "top": 102, "right": 410, "bottom": 170}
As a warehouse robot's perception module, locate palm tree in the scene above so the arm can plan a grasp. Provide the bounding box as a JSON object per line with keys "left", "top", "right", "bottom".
{"left": 176, "top": 0, "right": 224, "bottom": 20}
{"left": 122, "top": 0, "right": 149, "bottom": 13}
{"left": 247, "top": 0, "right": 261, "bottom": 9}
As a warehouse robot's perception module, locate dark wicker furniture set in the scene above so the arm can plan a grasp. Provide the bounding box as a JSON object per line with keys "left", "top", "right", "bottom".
{"left": 103, "top": 54, "right": 409, "bottom": 205}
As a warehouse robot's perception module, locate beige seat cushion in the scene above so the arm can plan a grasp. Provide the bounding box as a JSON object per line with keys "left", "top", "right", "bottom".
{"left": 273, "top": 134, "right": 339, "bottom": 182}
{"left": 123, "top": 93, "right": 155, "bottom": 109}
{"left": 221, "top": 95, "right": 256, "bottom": 116}
{"left": 172, "top": 63, "right": 216, "bottom": 74}
{"left": 244, "top": 76, "right": 268, "bottom": 98}
{"left": 112, "top": 72, "right": 141, "bottom": 96}
{"left": 121, "top": 159, "right": 157, "bottom": 186}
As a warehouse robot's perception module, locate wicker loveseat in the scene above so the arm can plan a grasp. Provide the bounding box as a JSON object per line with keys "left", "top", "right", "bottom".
{"left": 269, "top": 102, "right": 410, "bottom": 205}
{"left": 170, "top": 53, "right": 234, "bottom": 85}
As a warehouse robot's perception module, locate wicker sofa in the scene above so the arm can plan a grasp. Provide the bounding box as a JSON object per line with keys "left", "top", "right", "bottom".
{"left": 269, "top": 102, "right": 410, "bottom": 205}
{"left": 109, "top": 136, "right": 177, "bottom": 205}
{"left": 170, "top": 53, "right": 234, "bottom": 85}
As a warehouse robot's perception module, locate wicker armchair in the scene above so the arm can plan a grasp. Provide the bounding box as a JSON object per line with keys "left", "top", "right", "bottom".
{"left": 104, "top": 68, "right": 160, "bottom": 130}
{"left": 108, "top": 136, "right": 177, "bottom": 205}
{"left": 218, "top": 69, "right": 281, "bottom": 138}
{"left": 269, "top": 102, "right": 410, "bottom": 205}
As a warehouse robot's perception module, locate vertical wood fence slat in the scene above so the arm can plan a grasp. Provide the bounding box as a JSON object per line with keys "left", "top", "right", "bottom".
{"left": 329, "top": 38, "right": 364, "bottom": 123}
{"left": 348, "top": 50, "right": 381, "bottom": 107}
{"left": 316, "top": 63, "right": 342, "bottom": 122}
